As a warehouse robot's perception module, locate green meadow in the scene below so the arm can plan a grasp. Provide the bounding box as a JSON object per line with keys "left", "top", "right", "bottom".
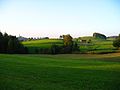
{"left": 22, "top": 39, "right": 63, "bottom": 53}
{"left": 22, "top": 39, "right": 63, "bottom": 48}
{"left": 79, "top": 37, "right": 117, "bottom": 53}
{"left": 22, "top": 37, "right": 118, "bottom": 54}
{"left": 0, "top": 53, "right": 120, "bottom": 90}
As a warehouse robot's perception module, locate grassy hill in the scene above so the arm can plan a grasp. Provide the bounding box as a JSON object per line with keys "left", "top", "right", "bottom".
{"left": 77, "top": 36, "right": 117, "bottom": 53}
{"left": 22, "top": 39, "right": 63, "bottom": 53}
{"left": 22, "top": 37, "right": 118, "bottom": 54}
{"left": 22, "top": 39, "right": 63, "bottom": 48}
{"left": 0, "top": 53, "right": 120, "bottom": 90}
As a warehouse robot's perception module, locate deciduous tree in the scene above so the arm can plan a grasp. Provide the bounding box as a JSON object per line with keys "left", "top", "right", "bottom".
{"left": 113, "top": 34, "right": 120, "bottom": 49}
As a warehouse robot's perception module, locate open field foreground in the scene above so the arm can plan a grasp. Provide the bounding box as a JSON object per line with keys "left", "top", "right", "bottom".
{"left": 0, "top": 53, "right": 120, "bottom": 90}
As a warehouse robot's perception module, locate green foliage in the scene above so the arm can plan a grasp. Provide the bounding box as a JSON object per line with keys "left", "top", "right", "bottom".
{"left": 51, "top": 44, "right": 60, "bottom": 54}
{"left": 63, "top": 34, "right": 73, "bottom": 46}
{"left": 22, "top": 39, "right": 63, "bottom": 48}
{"left": 22, "top": 36, "right": 118, "bottom": 54}
{"left": 0, "top": 54, "right": 120, "bottom": 90}
{"left": 113, "top": 34, "right": 120, "bottom": 49}
{"left": 63, "top": 34, "right": 73, "bottom": 53}
{"left": 93, "top": 32, "right": 106, "bottom": 40}
{"left": 7, "top": 37, "right": 14, "bottom": 53}
{"left": 78, "top": 36, "right": 117, "bottom": 54}
{"left": 0, "top": 32, "right": 4, "bottom": 52}
{"left": 3, "top": 33, "right": 9, "bottom": 52}
{"left": 72, "top": 42, "right": 79, "bottom": 52}
{"left": 22, "top": 39, "right": 63, "bottom": 54}
{"left": 0, "top": 32, "right": 27, "bottom": 54}
{"left": 23, "top": 35, "right": 79, "bottom": 54}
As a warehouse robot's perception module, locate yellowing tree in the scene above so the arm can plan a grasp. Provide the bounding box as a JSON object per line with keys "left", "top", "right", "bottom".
{"left": 63, "top": 34, "right": 73, "bottom": 46}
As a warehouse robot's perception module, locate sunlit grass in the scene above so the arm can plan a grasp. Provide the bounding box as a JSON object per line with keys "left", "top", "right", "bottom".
{"left": 22, "top": 37, "right": 118, "bottom": 54}
{"left": 0, "top": 53, "right": 120, "bottom": 90}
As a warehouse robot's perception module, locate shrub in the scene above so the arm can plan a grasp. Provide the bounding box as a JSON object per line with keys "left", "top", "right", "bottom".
{"left": 113, "top": 35, "right": 120, "bottom": 49}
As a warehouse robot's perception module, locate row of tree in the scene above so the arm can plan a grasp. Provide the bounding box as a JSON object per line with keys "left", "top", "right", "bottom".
{"left": 0, "top": 32, "right": 27, "bottom": 54}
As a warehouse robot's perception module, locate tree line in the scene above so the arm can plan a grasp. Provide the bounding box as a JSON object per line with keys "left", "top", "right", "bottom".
{"left": 0, "top": 32, "right": 27, "bottom": 54}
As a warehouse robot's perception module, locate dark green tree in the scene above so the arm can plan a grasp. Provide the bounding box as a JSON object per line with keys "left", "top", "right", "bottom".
{"left": 7, "top": 37, "right": 14, "bottom": 53}
{"left": 51, "top": 44, "right": 60, "bottom": 54}
{"left": 113, "top": 34, "right": 120, "bottom": 49}
{"left": 0, "top": 32, "right": 4, "bottom": 53}
{"left": 3, "top": 32, "right": 9, "bottom": 52}
{"left": 0, "top": 32, "right": 28, "bottom": 54}
{"left": 93, "top": 32, "right": 106, "bottom": 40}
{"left": 72, "top": 42, "right": 79, "bottom": 51}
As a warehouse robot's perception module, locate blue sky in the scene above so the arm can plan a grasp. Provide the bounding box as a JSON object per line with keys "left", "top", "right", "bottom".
{"left": 0, "top": 0, "right": 120, "bottom": 38}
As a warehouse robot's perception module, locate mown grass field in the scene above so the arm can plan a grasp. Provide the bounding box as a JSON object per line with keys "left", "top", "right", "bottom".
{"left": 0, "top": 53, "right": 120, "bottom": 90}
